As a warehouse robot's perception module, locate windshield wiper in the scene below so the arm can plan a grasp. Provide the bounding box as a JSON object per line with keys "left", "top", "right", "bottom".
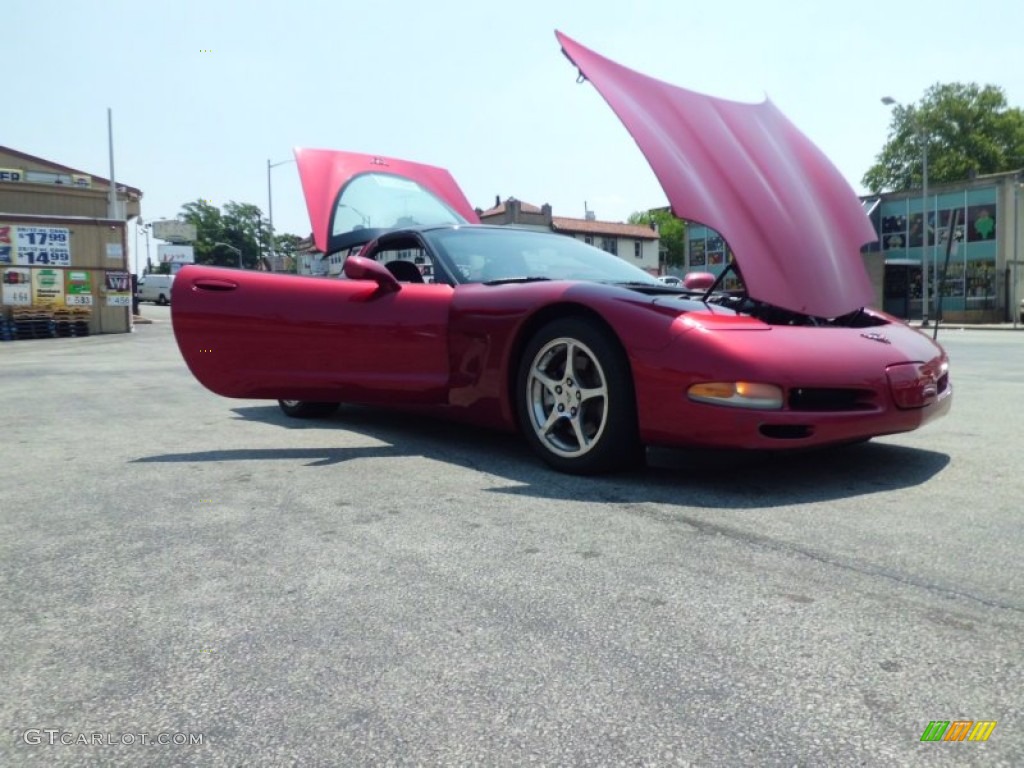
{"left": 482, "top": 276, "right": 552, "bottom": 286}
{"left": 604, "top": 280, "right": 681, "bottom": 291}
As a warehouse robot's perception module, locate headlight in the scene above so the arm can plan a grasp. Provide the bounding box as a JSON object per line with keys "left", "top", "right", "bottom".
{"left": 687, "top": 381, "right": 784, "bottom": 410}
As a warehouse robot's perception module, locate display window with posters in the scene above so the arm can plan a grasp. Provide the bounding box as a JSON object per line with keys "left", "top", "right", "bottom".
{"left": 688, "top": 237, "right": 706, "bottom": 266}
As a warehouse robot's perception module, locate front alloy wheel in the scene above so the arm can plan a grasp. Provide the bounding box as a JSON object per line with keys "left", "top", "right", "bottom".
{"left": 517, "top": 318, "right": 642, "bottom": 474}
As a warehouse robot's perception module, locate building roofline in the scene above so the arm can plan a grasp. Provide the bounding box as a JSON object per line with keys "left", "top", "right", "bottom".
{"left": 551, "top": 216, "right": 659, "bottom": 239}
{"left": 0, "top": 145, "right": 143, "bottom": 197}
{"left": 0, "top": 212, "right": 128, "bottom": 226}
{"left": 862, "top": 168, "right": 1024, "bottom": 200}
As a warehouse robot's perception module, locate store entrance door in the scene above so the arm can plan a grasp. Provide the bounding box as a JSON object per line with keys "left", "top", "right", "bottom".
{"left": 884, "top": 260, "right": 922, "bottom": 319}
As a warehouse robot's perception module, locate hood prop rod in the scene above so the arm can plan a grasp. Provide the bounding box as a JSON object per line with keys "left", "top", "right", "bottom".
{"left": 701, "top": 262, "right": 741, "bottom": 303}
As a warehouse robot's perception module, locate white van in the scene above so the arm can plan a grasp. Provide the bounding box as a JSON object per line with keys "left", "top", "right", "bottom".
{"left": 137, "top": 274, "right": 175, "bottom": 305}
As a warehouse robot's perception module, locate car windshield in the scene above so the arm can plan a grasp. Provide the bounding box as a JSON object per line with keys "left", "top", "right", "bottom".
{"left": 332, "top": 173, "right": 465, "bottom": 238}
{"left": 425, "top": 227, "right": 662, "bottom": 285}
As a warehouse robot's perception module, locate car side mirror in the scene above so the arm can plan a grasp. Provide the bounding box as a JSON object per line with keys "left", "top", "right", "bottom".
{"left": 344, "top": 255, "right": 400, "bottom": 292}
{"left": 683, "top": 271, "right": 716, "bottom": 291}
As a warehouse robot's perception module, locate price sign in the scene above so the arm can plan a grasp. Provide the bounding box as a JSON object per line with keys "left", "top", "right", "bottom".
{"left": 7, "top": 286, "right": 31, "bottom": 304}
{"left": 65, "top": 270, "right": 93, "bottom": 306}
{"left": 105, "top": 270, "right": 131, "bottom": 306}
{"left": 2, "top": 267, "right": 32, "bottom": 305}
{"left": 17, "top": 227, "right": 71, "bottom": 267}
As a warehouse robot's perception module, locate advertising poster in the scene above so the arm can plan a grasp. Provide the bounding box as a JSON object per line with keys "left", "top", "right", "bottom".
{"left": 0, "top": 225, "right": 14, "bottom": 265}
{"left": 65, "top": 270, "right": 94, "bottom": 307}
{"left": 16, "top": 227, "right": 71, "bottom": 267}
{"left": 32, "top": 268, "right": 65, "bottom": 306}
{"left": 157, "top": 244, "right": 195, "bottom": 265}
{"left": 105, "top": 270, "right": 131, "bottom": 306}
{"left": 1, "top": 266, "right": 31, "bottom": 305}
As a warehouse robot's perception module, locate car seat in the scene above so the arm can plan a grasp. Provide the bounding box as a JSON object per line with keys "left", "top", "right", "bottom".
{"left": 384, "top": 260, "right": 424, "bottom": 283}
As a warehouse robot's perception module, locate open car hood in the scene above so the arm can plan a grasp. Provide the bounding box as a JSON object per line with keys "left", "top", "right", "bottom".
{"left": 557, "top": 31, "right": 877, "bottom": 318}
{"left": 295, "top": 148, "right": 480, "bottom": 254}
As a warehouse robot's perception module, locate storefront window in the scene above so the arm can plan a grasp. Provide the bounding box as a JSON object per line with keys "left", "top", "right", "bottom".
{"left": 964, "top": 259, "right": 996, "bottom": 305}
{"left": 967, "top": 205, "right": 996, "bottom": 242}
{"left": 688, "top": 237, "right": 706, "bottom": 267}
{"left": 881, "top": 207, "right": 907, "bottom": 251}
{"left": 934, "top": 209, "right": 966, "bottom": 245}
{"left": 706, "top": 234, "right": 725, "bottom": 265}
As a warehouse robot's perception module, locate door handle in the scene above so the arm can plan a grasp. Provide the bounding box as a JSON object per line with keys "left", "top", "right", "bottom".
{"left": 194, "top": 278, "right": 239, "bottom": 292}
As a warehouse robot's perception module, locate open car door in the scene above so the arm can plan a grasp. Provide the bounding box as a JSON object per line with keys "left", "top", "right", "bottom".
{"left": 171, "top": 149, "right": 478, "bottom": 404}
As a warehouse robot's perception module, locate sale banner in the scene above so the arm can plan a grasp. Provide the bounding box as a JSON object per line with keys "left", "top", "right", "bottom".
{"left": 0, "top": 225, "right": 14, "bottom": 265}
{"left": 16, "top": 227, "right": 71, "bottom": 267}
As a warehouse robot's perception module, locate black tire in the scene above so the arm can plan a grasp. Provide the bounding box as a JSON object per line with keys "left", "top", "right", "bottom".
{"left": 277, "top": 400, "right": 340, "bottom": 418}
{"left": 157, "top": 293, "right": 169, "bottom": 306}
{"left": 515, "top": 317, "right": 643, "bottom": 474}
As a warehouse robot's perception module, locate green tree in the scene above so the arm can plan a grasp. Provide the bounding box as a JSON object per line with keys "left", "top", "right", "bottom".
{"left": 272, "top": 233, "right": 304, "bottom": 272}
{"left": 628, "top": 209, "right": 686, "bottom": 268}
{"left": 864, "top": 83, "right": 1024, "bottom": 193}
{"left": 177, "top": 199, "right": 302, "bottom": 270}
{"left": 179, "top": 199, "right": 228, "bottom": 266}
{"left": 222, "top": 201, "right": 267, "bottom": 267}
{"left": 177, "top": 199, "right": 270, "bottom": 269}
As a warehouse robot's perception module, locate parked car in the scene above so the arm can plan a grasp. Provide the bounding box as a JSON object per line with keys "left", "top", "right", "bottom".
{"left": 657, "top": 275, "right": 682, "bottom": 286}
{"left": 170, "top": 31, "right": 951, "bottom": 474}
{"left": 137, "top": 274, "right": 175, "bottom": 305}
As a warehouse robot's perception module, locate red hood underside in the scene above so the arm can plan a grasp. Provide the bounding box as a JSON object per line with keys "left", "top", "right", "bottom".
{"left": 557, "top": 31, "right": 877, "bottom": 318}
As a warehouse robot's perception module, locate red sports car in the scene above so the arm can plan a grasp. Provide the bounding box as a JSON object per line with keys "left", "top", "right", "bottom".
{"left": 171, "top": 32, "right": 951, "bottom": 474}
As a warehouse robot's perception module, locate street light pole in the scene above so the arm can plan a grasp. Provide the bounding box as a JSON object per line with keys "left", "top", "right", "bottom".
{"left": 922, "top": 129, "right": 931, "bottom": 326}
{"left": 141, "top": 224, "right": 152, "bottom": 273}
{"left": 267, "top": 160, "right": 274, "bottom": 253}
{"left": 267, "top": 157, "right": 296, "bottom": 271}
{"left": 1014, "top": 181, "right": 1021, "bottom": 329}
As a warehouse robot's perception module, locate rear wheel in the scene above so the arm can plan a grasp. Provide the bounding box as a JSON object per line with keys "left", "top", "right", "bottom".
{"left": 277, "top": 400, "right": 340, "bottom": 418}
{"left": 157, "top": 293, "right": 169, "bottom": 305}
{"left": 516, "top": 317, "right": 643, "bottom": 474}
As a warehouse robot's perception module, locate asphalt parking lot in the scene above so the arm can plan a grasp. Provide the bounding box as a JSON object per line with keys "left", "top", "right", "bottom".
{"left": 2, "top": 306, "right": 1022, "bottom": 767}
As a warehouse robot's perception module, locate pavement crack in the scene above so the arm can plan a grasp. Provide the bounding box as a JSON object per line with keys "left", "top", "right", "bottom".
{"left": 631, "top": 502, "right": 1024, "bottom": 616}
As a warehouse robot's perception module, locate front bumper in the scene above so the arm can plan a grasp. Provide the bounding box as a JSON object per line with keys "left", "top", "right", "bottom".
{"left": 632, "top": 324, "right": 952, "bottom": 450}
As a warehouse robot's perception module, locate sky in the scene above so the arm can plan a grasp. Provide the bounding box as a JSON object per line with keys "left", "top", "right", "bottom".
{"left": 6, "top": 0, "right": 1023, "bottom": 271}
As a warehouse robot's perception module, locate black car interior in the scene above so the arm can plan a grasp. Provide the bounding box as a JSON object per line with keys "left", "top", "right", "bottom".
{"left": 384, "top": 260, "right": 424, "bottom": 283}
